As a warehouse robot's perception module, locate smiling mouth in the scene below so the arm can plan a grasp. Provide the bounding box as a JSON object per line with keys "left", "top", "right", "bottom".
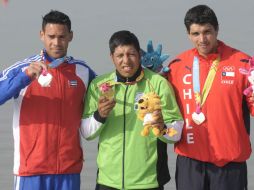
{"left": 147, "top": 65, "right": 154, "bottom": 70}
{"left": 54, "top": 49, "right": 63, "bottom": 52}
{"left": 199, "top": 44, "right": 209, "bottom": 48}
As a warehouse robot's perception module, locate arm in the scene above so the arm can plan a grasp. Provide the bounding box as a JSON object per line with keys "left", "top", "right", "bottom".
{"left": 80, "top": 112, "right": 105, "bottom": 140}
{"left": 0, "top": 60, "right": 32, "bottom": 105}
{"left": 157, "top": 79, "right": 184, "bottom": 143}
{"left": 0, "top": 59, "right": 47, "bottom": 105}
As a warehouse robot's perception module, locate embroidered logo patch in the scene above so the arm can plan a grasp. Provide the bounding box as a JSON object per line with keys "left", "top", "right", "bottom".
{"left": 68, "top": 80, "right": 78, "bottom": 87}
{"left": 221, "top": 66, "right": 235, "bottom": 85}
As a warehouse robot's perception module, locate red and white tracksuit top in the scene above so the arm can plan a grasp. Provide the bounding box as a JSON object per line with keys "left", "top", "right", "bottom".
{"left": 168, "top": 41, "right": 254, "bottom": 166}
{"left": 0, "top": 53, "right": 96, "bottom": 176}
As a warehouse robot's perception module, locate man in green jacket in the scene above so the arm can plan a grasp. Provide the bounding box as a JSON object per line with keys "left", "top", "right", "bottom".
{"left": 81, "top": 30, "right": 183, "bottom": 190}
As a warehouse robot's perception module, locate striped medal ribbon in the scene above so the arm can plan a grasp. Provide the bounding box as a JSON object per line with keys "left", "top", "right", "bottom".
{"left": 191, "top": 56, "right": 220, "bottom": 125}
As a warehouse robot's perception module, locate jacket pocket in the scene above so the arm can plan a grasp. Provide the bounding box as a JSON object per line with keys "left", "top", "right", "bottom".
{"left": 25, "top": 126, "right": 39, "bottom": 167}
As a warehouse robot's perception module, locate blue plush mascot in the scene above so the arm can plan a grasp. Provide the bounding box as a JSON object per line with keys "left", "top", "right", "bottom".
{"left": 141, "top": 40, "right": 170, "bottom": 76}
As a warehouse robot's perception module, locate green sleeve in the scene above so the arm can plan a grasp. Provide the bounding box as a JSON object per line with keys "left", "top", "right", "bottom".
{"left": 158, "top": 78, "right": 183, "bottom": 143}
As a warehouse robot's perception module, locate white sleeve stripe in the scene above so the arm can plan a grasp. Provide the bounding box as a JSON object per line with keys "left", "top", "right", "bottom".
{"left": 14, "top": 176, "right": 20, "bottom": 190}
{"left": 1, "top": 55, "right": 40, "bottom": 81}
{"left": 163, "top": 120, "right": 184, "bottom": 142}
{"left": 75, "top": 64, "right": 90, "bottom": 88}
{"left": 80, "top": 116, "right": 102, "bottom": 139}
{"left": 3, "top": 55, "right": 40, "bottom": 74}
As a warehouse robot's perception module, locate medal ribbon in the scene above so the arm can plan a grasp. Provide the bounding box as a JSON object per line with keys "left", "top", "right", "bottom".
{"left": 192, "top": 56, "right": 220, "bottom": 112}
{"left": 97, "top": 69, "right": 157, "bottom": 92}
{"left": 40, "top": 50, "right": 66, "bottom": 68}
{"left": 107, "top": 70, "right": 145, "bottom": 86}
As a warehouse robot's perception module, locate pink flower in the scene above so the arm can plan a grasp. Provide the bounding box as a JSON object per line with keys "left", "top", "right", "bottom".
{"left": 99, "top": 83, "right": 112, "bottom": 92}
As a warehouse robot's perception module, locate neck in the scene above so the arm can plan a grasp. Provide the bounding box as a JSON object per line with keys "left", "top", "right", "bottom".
{"left": 43, "top": 50, "right": 66, "bottom": 62}
{"left": 116, "top": 65, "right": 142, "bottom": 83}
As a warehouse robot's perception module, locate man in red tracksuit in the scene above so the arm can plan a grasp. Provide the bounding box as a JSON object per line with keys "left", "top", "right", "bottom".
{"left": 167, "top": 4, "right": 254, "bottom": 190}
{"left": 0, "top": 10, "right": 96, "bottom": 190}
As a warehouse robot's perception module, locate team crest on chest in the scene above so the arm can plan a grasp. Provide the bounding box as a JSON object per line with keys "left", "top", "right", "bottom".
{"left": 221, "top": 66, "right": 235, "bottom": 85}
{"left": 68, "top": 80, "right": 78, "bottom": 87}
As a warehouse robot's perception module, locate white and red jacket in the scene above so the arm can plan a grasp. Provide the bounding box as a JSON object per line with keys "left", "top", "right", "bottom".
{"left": 168, "top": 41, "right": 254, "bottom": 166}
{"left": 0, "top": 53, "right": 96, "bottom": 176}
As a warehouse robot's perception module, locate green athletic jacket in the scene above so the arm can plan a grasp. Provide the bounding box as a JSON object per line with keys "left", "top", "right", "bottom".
{"left": 81, "top": 67, "right": 183, "bottom": 189}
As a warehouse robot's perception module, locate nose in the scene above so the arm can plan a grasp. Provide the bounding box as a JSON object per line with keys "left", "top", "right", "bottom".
{"left": 123, "top": 54, "right": 130, "bottom": 63}
{"left": 53, "top": 37, "right": 61, "bottom": 46}
{"left": 199, "top": 34, "right": 207, "bottom": 43}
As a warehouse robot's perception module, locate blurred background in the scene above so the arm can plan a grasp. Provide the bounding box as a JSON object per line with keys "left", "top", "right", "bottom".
{"left": 0, "top": 0, "right": 254, "bottom": 189}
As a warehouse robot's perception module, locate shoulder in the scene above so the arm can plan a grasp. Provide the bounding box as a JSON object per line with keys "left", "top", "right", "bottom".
{"left": 143, "top": 68, "right": 170, "bottom": 87}
{"left": 143, "top": 68, "right": 166, "bottom": 80}
{"left": 220, "top": 42, "right": 250, "bottom": 62}
{"left": 67, "top": 56, "right": 93, "bottom": 70}
{"left": 89, "top": 71, "right": 115, "bottom": 87}
{"left": 24, "top": 54, "right": 42, "bottom": 62}
{"left": 144, "top": 73, "right": 174, "bottom": 97}
{"left": 17, "top": 54, "right": 42, "bottom": 66}
{"left": 67, "top": 56, "right": 86, "bottom": 65}
{"left": 67, "top": 56, "right": 97, "bottom": 77}
{"left": 1, "top": 54, "right": 41, "bottom": 76}
{"left": 171, "top": 49, "right": 193, "bottom": 64}
{"left": 168, "top": 49, "right": 194, "bottom": 71}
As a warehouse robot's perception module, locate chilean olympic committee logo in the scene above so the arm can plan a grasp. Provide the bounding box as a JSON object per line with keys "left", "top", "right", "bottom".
{"left": 221, "top": 66, "right": 235, "bottom": 84}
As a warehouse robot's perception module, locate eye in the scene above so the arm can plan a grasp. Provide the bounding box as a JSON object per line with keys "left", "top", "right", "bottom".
{"left": 138, "top": 99, "right": 144, "bottom": 103}
{"left": 116, "top": 54, "right": 123, "bottom": 59}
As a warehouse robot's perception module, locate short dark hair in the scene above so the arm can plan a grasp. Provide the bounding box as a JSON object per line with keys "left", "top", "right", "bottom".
{"left": 42, "top": 10, "right": 71, "bottom": 32}
{"left": 109, "top": 30, "right": 140, "bottom": 54}
{"left": 184, "top": 5, "right": 219, "bottom": 33}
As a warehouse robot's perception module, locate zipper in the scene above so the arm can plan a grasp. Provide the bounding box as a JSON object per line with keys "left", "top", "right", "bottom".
{"left": 122, "top": 84, "right": 129, "bottom": 190}
{"left": 56, "top": 68, "right": 63, "bottom": 173}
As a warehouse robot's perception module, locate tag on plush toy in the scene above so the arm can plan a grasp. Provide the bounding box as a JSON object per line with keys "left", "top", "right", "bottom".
{"left": 38, "top": 69, "right": 53, "bottom": 87}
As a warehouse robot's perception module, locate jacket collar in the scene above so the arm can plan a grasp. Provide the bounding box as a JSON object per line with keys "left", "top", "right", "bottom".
{"left": 42, "top": 49, "right": 69, "bottom": 65}
{"left": 115, "top": 65, "right": 144, "bottom": 84}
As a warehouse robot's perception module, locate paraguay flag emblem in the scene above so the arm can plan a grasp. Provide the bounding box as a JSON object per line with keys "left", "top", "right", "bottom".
{"left": 68, "top": 80, "right": 78, "bottom": 87}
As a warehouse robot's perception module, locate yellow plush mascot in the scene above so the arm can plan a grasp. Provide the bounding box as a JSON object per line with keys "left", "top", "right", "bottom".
{"left": 137, "top": 92, "right": 178, "bottom": 137}
{"left": 137, "top": 92, "right": 164, "bottom": 136}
